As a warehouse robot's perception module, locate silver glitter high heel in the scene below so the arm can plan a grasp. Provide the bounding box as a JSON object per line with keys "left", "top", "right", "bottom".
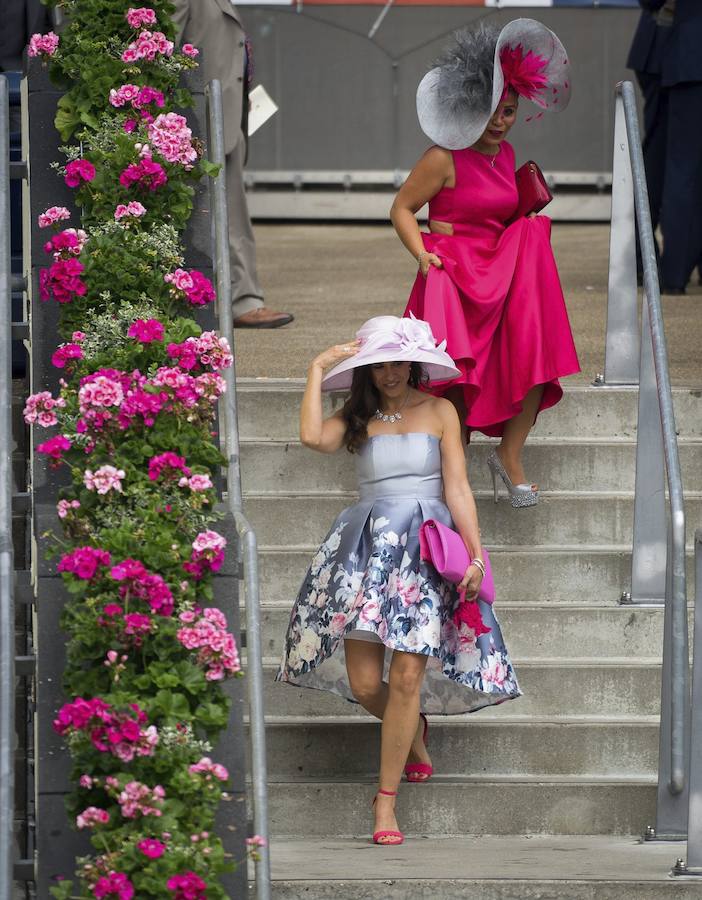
{"left": 486, "top": 449, "right": 538, "bottom": 509}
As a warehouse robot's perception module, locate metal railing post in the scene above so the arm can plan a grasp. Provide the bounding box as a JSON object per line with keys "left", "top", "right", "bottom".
{"left": 602, "top": 86, "right": 640, "bottom": 386}
{"left": 0, "top": 75, "right": 16, "bottom": 900}
{"left": 205, "top": 78, "right": 271, "bottom": 900}
{"left": 678, "top": 532, "right": 702, "bottom": 873}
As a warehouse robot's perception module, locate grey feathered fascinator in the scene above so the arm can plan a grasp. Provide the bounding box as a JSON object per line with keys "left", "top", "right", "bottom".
{"left": 417, "top": 18, "right": 572, "bottom": 150}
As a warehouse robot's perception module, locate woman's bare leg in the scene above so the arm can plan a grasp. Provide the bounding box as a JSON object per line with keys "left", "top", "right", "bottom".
{"left": 374, "top": 650, "right": 429, "bottom": 839}
{"left": 497, "top": 384, "right": 545, "bottom": 487}
{"left": 344, "top": 639, "right": 387, "bottom": 718}
{"left": 345, "top": 640, "right": 431, "bottom": 769}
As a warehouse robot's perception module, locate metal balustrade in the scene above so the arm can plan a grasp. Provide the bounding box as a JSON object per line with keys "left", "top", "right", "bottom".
{"left": 206, "top": 79, "right": 271, "bottom": 900}
{"left": 600, "top": 80, "right": 690, "bottom": 846}
{"left": 0, "top": 73, "right": 16, "bottom": 900}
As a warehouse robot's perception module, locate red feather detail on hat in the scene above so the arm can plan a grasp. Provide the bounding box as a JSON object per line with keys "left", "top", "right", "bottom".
{"left": 499, "top": 44, "right": 548, "bottom": 102}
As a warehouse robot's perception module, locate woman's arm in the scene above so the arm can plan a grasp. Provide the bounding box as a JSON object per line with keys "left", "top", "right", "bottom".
{"left": 390, "top": 147, "right": 452, "bottom": 276}
{"left": 437, "top": 399, "right": 485, "bottom": 598}
{"left": 300, "top": 342, "right": 360, "bottom": 454}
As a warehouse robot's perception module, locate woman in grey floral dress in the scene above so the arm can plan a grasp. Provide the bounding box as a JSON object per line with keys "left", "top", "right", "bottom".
{"left": 276, "top": 316, "right": 520, "bottom": 844}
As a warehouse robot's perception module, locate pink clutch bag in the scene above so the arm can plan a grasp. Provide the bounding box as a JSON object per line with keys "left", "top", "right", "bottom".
{"left": 507, "top": 160, "right": 553, "bottom": 224}
{"left": 418, "top": 519, "right": 495, "bottom": 604}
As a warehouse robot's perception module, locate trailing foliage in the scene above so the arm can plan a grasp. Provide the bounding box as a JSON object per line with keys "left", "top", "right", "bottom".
{"left": 27, "top": 3, "right": 257, "bottom": 896}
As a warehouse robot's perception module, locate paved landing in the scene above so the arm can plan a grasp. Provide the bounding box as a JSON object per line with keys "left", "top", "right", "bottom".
{"left": 257, "top": 836, "right": 702, "bottom": 898}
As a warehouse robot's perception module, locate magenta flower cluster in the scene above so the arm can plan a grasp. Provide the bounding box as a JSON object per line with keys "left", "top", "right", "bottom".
{"left": 164, "top": 268, "right": 216, "bottom": 306}
{"left": 177, "top": 607, "right": 241, "bottom": 681}
{"left": 65, "top": 158, "right": 96, "bottom": 188}
{"left": 183, "top": 531, "right": 227, "bottom": 581}
{"left": 127, "top": 318, "right": 164, "bottom": 342}
{"left": 120, "top": 155, "right": 167, "bottom": 192}
{"left": 98, "top": 604, "right": 154, "bottom": 647}
{"left": 53, "top": 697, "right": 158, "bottom": 762}
{"left": 93, "top": 871, "right": 134, "bottom": 899}
{"left": 148, "top": 451, "right": 190, "bottom": 481}
{"left": 166, "top": 871, "right": 207, "bottom": 900}
{"left": 44, "top": 228, "right": 88, "bottom": 261}
{"left": 110, "top": 558, "right": 175, "bottom": 617}
{"left": 52, "top": 342, "right": 84, "bottom": 369}
{"left": 40, "top": 257, "right": 87, "bottom": 304}
{"left": 167, "top": 331, "right": 233, "bottom": 372}
{"left": 37, "top": 434, "right": 72, "bottom": 461}
{"left": 57, "top": 546, "right": 111, "bottom": 580}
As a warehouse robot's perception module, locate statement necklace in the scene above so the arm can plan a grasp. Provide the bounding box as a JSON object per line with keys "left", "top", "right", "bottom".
{"left": 375, "top": 389, "right": 410, "bottom": 424}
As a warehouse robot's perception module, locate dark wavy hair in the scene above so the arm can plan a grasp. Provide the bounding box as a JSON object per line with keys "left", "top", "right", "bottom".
{"left": 341, "top": 362, "right": 428, "bottom": 453}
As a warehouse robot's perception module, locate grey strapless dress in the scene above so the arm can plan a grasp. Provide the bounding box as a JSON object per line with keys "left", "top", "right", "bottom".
{"left": 276, "top": 433, "right": 521, "bottom": 714}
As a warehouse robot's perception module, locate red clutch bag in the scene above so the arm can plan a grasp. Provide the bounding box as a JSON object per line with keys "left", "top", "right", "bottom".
{"left": 508, "top": 160, "right": 553, "bottom": 223}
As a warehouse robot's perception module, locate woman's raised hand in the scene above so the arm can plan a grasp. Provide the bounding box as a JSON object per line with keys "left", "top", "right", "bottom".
{"left": 311, "top": 340, "right": 361, "bottom": 372}
{"left": 418, "top": 251, "right": 443, "bottom": 277}
{"left": 458, "top": 562, "right": 484, "bottom": 600}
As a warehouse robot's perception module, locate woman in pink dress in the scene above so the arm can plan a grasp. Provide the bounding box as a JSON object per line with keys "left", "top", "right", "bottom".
{"left": 392, "top": 19, "right": 580, "bottom": 508}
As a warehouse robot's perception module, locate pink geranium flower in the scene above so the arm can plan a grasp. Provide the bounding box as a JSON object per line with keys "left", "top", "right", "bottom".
{"left": 27, "top": 32, "right": 59, "bottom": 58}
{"left": 93, "top": 871, "right": 134, "bottom": 899}
{"left": 64, "top": 159, "right": 95, "bottom": 188}
{"left": 128, "top": 318, "right": 164, "bottom": 342}
{"left": 166, "top": 872, "right": 207, "bottom": 900}
{"left": 114, "top": 201, "right": 147, "bottom": 221}
{"left": 137, "top": 838, "right": 166, "bottom": 859}
{"left": 37, "top": 206, "right": 70, "bottom": 228}
{"left": 84, "top": 465, "right": 125, "bottom": 495}
{"left": 37, "top": 435, "right": 72, "bottom": 460}
{"left": 52, "top": 343, "right": 84, "bottom": 369}
{"left": 126, "top": 7, "right": 157, "bottom": 29}
{"left": 76, "top": 806, "right": 110, "bottom": 829}
{"left": 182, "top": 44, "right": 199, "bottom": 58}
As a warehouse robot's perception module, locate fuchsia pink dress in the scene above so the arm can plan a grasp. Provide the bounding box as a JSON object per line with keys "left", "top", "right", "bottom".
{"left": 404, "top": 142, "right": 580, "bottom": 437}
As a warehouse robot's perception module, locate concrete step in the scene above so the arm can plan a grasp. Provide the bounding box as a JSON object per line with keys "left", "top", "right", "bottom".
{"left": 263, "top": 659, "right": 661, "bottom": 718}
{"left": 255, "top": 545, "right": 697, "bottom": 606}
{"left": 243, "top": 491, "right": 702, "bottom": 548}
{"left": 252, "top": 602, "right": 688, "bottom": 660}
{"left": 258, "top": 717, "right": 658, "bottom": 778}
{"left": 265, "top": 777, "right": 656, "bottom": 837}
{"left": 240, "top": 438, "right": 702, "bottom": 494}
{"left": 264, "top": 836, "right": 697, "bottom": 899}
{"left": 235, "top": 380, "right": 702, "bottom": 441}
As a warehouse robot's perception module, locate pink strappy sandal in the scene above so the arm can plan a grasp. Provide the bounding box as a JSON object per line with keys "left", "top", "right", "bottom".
{"left": 404, "top": 713, "right": 433, "bottom": 783}
{"left": 372, "top": 789, "right": 404, "bottom": 845}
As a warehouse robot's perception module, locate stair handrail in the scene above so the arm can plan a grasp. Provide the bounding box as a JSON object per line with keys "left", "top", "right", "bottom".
{"left": 0, "top": 74, "right": 17, "bottom": 900}
{"left": 205, "top": 79, "right": 271, "bottom": 900}
{"left": 605, "top": 81, "right": 689, "bottom": 837}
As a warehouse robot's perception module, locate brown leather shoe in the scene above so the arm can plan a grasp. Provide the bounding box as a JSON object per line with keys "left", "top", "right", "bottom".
{"left": 232, "top": 307, "right": 294, "bottom": 329}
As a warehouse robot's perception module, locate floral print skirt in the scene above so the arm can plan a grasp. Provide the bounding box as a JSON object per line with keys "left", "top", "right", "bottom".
{"left": 276, "top": 495, "right": 521, "bottom": 715}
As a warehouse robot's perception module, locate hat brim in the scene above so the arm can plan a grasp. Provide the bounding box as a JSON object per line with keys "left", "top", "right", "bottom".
{"left": 416, "top": 18, "right": 570, "bottom": 150}
{"left": 321, "top": 349, "right": 460, "bottom": 392}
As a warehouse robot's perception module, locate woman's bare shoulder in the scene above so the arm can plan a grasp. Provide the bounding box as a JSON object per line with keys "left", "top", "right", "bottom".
{"left": 420, "top": 145, "right": 453, "bottom": 173}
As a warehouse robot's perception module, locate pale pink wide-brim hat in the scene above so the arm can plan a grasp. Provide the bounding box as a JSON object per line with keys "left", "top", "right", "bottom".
{"left": 321, "top": 315, "right": 460, "bottom": 392}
